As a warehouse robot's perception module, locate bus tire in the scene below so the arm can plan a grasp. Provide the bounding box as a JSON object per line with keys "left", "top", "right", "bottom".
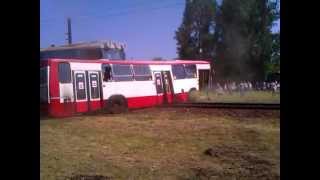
{"left": 107, "top": 95, "right": 128, "bottom": 114}
{"left": 188, "top": 88, "right": 197, "bottom": 102}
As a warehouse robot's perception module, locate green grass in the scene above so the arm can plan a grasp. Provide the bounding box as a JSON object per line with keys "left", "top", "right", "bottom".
{"left": 189, "top": 90, "right": 280, "bottom": 103}
{"left": 40, "top": 108, "right": 280, "bottom": 180}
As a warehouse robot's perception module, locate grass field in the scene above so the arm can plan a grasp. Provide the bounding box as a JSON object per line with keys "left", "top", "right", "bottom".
{"left": 40, "top": 108, "right": 280, "bottom": 180}
{"left": 189, "top": 90, "right": 280, "bottom": 103}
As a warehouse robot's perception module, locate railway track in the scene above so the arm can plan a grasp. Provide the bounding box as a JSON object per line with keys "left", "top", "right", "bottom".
{"left": 165, "top": 102, "right": 280, "bottom": 110}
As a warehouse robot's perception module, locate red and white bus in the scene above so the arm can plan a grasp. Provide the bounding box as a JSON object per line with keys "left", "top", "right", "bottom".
{"left": 40, "top": 58, "right": 211, "bottom": 117}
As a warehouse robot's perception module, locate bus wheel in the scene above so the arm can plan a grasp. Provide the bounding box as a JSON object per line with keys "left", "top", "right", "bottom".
{"left": 188, "top": 88, "right": 197, "bottom": 102}
{"left": 107, "top": 96, "right": 128, "bottom": 114}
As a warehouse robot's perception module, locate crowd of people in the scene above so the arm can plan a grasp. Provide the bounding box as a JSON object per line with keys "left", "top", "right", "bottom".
{"left": 212, "top": 81, "right": 280, "bottom": 95}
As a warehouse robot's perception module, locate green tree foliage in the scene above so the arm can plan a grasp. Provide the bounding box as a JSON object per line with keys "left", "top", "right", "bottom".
{"left": 215, "top": 0, "right": 279, "bottom": 81}
{"left": 175, "top": 0, "right": 217, "bottom": 60}
{"left": 266, "top": 32, "right": 280, "bottom": 74}
{"left": 175, "top": 0, "right": 280, "bottom": 81}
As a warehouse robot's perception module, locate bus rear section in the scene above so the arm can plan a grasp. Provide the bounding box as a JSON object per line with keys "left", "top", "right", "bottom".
{"left": 42, "top": 60, "right": 104, "bottom": 117}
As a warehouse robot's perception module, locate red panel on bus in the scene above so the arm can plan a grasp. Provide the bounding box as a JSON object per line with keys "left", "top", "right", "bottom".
{"left": 49, "top": 61, "right": 60, "bottom": 101}
{"left": 48, "top": 99, "right": 74, "bottom": 117}
{"left": 89, "top": 101, "right": 102, "bottom": 111}
{"left": 76, "top": 101, "right": 89, "bottom": 113}
{"left": 175, "top": 92, "right": 188, "bottom": 103}
{"left": 127, "top": 95, "right": 158, "bottom": 109}
{"left": 156, "top": 95, "right": 164, "bottom": 105}
{"left": 166, "top": 93, "right": 174, "bottom": 104}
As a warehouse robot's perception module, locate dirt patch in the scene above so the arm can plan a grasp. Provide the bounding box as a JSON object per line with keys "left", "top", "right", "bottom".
{"left": 41, "top": 107, "right": 279, "bottom": 179}
{"left": 170, "top": 107, "right": 280, "bottom": 118}
{"left": 199, "top": 145, "right": 279, "bottom": 180}
{"left": 67, "top": 175, "right": 112, "bottom": 180}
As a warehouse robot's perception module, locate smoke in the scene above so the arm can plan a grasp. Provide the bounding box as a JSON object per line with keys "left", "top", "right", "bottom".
{"left": 222, "top": 23, "right": 252, "bottom": 80}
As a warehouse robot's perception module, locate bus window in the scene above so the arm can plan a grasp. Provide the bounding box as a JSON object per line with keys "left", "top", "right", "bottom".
{"left": 184, "top": 64, "right": 197, "bottom": 78}
{"left": 172, "top": 64, "right": 186, "bottom": 79}
{"left": 132, "top": 65, "right": 152, "bottom": 81}
{"left": 58, "top": 62, "right": 71, "bottom": 83}
{"left": 112, "top": 64, "right": 133, "bottom": 81}
{"left": 102, "top": 64, "right": 112, "bottom": 82}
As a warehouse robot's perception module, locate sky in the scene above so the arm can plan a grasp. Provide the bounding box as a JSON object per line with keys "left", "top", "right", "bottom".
{"left": 40, "top": 0, "right": 280, "bottom": 59}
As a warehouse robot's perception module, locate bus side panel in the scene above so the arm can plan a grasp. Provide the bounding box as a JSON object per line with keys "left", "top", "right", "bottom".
{"left": 127, "top": 95, "right": 158, "bottom": 109}
{"left": 172, "top": 78, "right": 198, "bottom": 93}
{"left": 89, "top": 101, "right": 101, "bottom": 111}
{"left": 175, "top": 92, "right": 189, "bottom": 102}
{"left": 49, "top": 100, "right": 75, "bottom": 117}
{"left": 172, "top": 79, "right": 198, "bottom": 102}
{"left": 48, "top": 61, "right": 74, "bottom": 117}
{"left": 171, "top": 63, "right": 210, "bottom": 103}
{"left": 156, "top": 95, "right": 164, "bottom": 105}
{"left": 102, "top": 81, "right": 158, "bottom": 108}
{"left": 75, "top": 101, "right": 89, "bottom": 113}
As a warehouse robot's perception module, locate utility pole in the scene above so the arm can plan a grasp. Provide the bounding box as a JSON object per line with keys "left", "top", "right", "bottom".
{"left": 66, "top": 18, "right": 72, "bottom": 45}
{"left": 198, "top": 17, "right": 202, "bottom": 60}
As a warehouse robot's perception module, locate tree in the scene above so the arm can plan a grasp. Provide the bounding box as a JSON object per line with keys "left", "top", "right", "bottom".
{"left": 265, "top": 32, "right": 280, "bottom": 74}
{"left": 214, "top": 0, "right": 280, "bottom": 81}
{"left": 175, "top": 0, "right": 217, "bottom": 60}
{"left": 175, "top": 0, "right": 280, "bottom": 81}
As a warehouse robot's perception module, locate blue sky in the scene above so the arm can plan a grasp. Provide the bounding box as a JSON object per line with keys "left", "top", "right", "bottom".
{"left": 41, "top": 0, "right": 280, "bottom": 59}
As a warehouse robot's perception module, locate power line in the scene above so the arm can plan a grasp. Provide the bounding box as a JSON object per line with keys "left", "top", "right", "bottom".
{"left": 40, "top": 1, "right": 184, "bottom": 24}
{"left": 75, "top": 1, "right": 184, "bottom": 20}
{"left": 41, "top": 1, "right": 185, "bottom": 45}
{"left": 72, "top": 3, "right": 184, "bottom": 25}
{"left": 40, "top": 0, "right": 181, "bottom": 22}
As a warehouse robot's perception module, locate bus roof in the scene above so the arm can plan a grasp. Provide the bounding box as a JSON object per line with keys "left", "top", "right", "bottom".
{"left": 44, "top": 58, "right": 211, "bottom": 65}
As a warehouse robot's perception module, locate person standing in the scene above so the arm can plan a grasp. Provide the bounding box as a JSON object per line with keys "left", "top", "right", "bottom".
{"left": 240, "top": 81, "right": 244, "bottom": 97}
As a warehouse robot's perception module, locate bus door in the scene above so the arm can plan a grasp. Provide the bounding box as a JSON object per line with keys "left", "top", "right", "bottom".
{"left": 86, "top": 71, "right": 102, "bottom": 111}
{"left": 73, "top": 70, "right": 89, "bottom": 113}
{"left": 161, "top": 71, "right": 174, "bottom": 104}
{"left": 73, "top": 70, "right": 102, "bottom": 113}
{"left": 198, "top": 69, "right": 210, "bottom": 90}
{"left": 154, "top": 72, "right": 164, "bottom": 105}
{"left": 154, "top": 71, "right": 174, "bottom": 104}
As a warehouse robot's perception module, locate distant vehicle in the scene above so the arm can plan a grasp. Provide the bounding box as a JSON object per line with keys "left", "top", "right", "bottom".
{"left": 40, "top": 58, "right": 211, "bottom": 117}
{"left": 40, "top": 41, "right": 126, "bottom": 60}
